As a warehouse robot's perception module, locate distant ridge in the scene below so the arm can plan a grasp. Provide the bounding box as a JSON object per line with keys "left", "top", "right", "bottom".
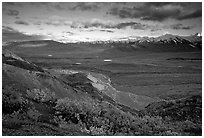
{"left": 3, "top": 33, "right": 202, "bottom": 52}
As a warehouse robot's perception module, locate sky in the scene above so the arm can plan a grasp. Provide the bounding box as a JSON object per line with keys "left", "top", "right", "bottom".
{"left": 2, "top": 2, "right": 202, "bottom": 42}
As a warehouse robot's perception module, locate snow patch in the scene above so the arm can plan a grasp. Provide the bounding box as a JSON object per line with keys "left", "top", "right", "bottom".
{"left": 173, "top": 40, "right": 177, "bottom": 44}
{"left": 189, "top": 44, "right": 196, "bottom": 48}
{"left": 104, "top": 59, "right": 112, "bottom": 62}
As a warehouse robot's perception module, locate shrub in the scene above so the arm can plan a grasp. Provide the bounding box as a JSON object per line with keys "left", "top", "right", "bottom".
{"left": 27, "top": 107, "right": 41, "bottom": 121}
{"left": 181, "top": 120, "right": 202, "bottom": 135}
{"left": 54, "top": 97, "right": 97, "bottom": 124}
{"left": 54, "top": 97, "right": 171, "bottom": 135}
{"left": 53, "top": 115, "right": 70, "bottom": 129}
{"left": 89, "top": 126, "right": 107, "bottom": 136}
{"left": 26, "top": 88, "right": 56, "bottom": 103}
{"left": 2, "top": 109, "right": 30, "bottom": 129}
{"left": 2, "top": 86, "right": 28, "bottom": 114}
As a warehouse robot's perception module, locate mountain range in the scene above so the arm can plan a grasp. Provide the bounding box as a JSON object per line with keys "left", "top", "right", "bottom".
{"left": 3, "top": 33, "right": 202, "bottom": 44}
{"left": 79, "top": 33, "right": 202, "bottom": 46}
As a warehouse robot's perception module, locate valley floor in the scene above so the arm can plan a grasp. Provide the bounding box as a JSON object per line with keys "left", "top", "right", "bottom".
{"left": 30, "top": 51, "right": 202, "bottom": 100}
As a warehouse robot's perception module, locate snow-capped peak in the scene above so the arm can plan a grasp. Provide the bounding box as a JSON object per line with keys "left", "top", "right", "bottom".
{"left": 196, "top": 33, "right": 202, "bottom": 37}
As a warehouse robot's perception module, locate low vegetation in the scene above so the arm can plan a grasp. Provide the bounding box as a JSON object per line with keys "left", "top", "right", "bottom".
{"left": 2, "top": 84, "right": 202, "bottom": 135}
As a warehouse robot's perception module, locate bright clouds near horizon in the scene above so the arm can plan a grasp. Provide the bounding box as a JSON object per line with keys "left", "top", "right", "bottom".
{"left": 2, "top": 2, "right": 202, "bottom": 42}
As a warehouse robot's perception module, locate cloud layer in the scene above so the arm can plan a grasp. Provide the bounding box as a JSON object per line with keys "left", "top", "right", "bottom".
{"left": 3, "top": 8, "right": 19, "bottom": 16}
{"left": 2, "top": 2, "right": 202, "bottom": 42}
{"left": 170, "top": 24, "right": 194, "bottom": 30}
{"left": 3, "top": 26, "right": 46, "bottom": 42}
{"left": 108, "top": 2, "right": 202, "bottom": 21}
{"left": 15, "top": 20, "right": 29, "bottom": 25}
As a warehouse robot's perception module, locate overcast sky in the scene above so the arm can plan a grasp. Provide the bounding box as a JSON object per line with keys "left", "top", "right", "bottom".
{"left": 2, "top": 2, "right": 202, "bottom": 42}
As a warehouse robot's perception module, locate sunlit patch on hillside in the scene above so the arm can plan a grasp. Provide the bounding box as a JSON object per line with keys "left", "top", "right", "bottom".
{"left": 19, "top": 43, "right": 48, "bottom": 47}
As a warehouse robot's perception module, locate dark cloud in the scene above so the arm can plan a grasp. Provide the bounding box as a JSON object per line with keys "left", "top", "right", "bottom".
{"left": 2, "top": 26, "right": 17, "bottom": 33}
{"left": 141, "top": 9, "right": 181, "bottom": 21}
{"left": 84, "top": 22, "right": 113, "bottom": 29}
{"left": 29, "top": 2, "right": 68, "bottom": 11}
{"left": 177, "top": 9, "right": 202, "bottom": 20}
{"left": 45, "top": 21, "right": 60, "bottom": 26}
{"left": 70, "top": 24, "right": 78, "bottom": 28}
{"left": 36, "top": 19, "right": 69, "bottom": 26}
{"left": 33, "top": 21, "right": 42, "bottom": 26}
{"left": 116, "top": 22, "right": 148, "bottom": 30}
{"left": 2, "top": 26, "right": 46, "bottom": 42}
{"left": 3, "top": 2, "right": 24, "bottom": 7}
{"left": 29, "top": 2, "right": 50, "bottom": 7}
{"left": 41, "top": 16, "right": 72, "bottom": 26}
{"left": 170, "top": 24, "right": 193, "bottom": 30}
{"left": 108, "top": 7, "right": 132, "bottom": 18}
{"left": 4, "top": 2, "right": 16, "bottom": 5}
{"left": 70, "top": 19, "right": 149, "bottom": 30}
{"left": 54, "top": 4, "right": 65, "bottom": 10}
{"left": 15, "top": 20, "right": 29, "bottom": 25}
{"left": 146, "top": 2, "right": 201, "bottom": 8}
{"left": 100, "top": 29, "right": 114, "bottom": 33}
{"left": 3, "top": 9, "right": 19, "bottom": 16}
{"left": 70, "top": 20, "right": 114, "bottom": 29}
{"left": 28, "top": 2, "right": 105, "bottom": 11}
{"left": 108, "top": 2, "right": 202, "bottom": 21}
{"left": 79, "top": 29, "right": 114, "bottom": 33}
{"left": 150, "top": 28, "right": 161, "bottom": 32}
{"left": 80, "top": 29, "right": 95, "bottom": 32}
{"left": 146, "top": 2, "right": 172, "bottom": 7}
{"left": 63, "top": 31, "right": 76, "bottom": 35}
{"left": 69, "top": 2, "right": 100, "bottom": 11}
{"left": 108, "top": 5, "right": 181, "bottom": 21}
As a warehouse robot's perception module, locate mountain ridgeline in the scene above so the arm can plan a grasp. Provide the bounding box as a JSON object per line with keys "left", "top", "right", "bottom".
{"left": 3, "top": 33, "right": 202, "bottom": 53}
